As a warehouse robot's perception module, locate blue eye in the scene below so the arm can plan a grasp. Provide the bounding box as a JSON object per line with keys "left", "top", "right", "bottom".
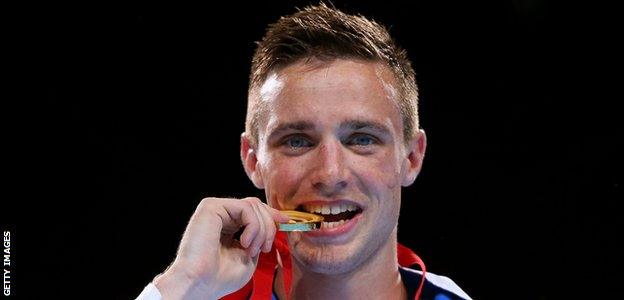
{"left": 285, "top": 136, "right": 311, "bottom": 148}
{"left": 349, "top": 135, "right": 375, "bottom": 146}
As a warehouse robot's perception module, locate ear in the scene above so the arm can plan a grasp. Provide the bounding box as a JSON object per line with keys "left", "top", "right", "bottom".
{"left": 401, "top": 129, "right": 427, "bottom": 187}
{"left": 240, "top": 132, "right": 265, "bottom": 189}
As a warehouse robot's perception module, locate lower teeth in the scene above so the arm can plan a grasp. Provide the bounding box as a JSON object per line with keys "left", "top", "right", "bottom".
{"left": 321, "top": 219, "right": 346, "bottom": 229}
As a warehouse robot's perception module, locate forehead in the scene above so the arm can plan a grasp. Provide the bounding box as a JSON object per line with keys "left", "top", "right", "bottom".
{"left": 274, "top": 59, "right": 396, "bottom": 93}
{"left": 257, "top": 59, "right": 402, "bottom": 133}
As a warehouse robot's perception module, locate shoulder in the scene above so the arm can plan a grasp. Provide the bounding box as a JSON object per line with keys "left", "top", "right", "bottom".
{"left": 400, "top": 267, "right": 472, "bottom": 300}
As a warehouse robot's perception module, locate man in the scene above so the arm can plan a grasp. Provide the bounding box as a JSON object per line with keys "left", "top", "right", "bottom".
{"left": 137, "top": 3, "right": 471, "bottom": 300}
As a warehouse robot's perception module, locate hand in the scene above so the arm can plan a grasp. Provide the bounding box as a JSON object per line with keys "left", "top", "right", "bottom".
{"left": 153, "top": 197, "right": 289, "bottom": 299}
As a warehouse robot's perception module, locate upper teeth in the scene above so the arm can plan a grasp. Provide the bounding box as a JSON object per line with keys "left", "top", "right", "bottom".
{"left": 302, "top": 203, "right": 358, "bottom": 215}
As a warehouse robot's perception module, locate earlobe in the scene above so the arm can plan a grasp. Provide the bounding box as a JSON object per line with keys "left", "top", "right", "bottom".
{"left": 240, "top": 133, "right": 265, "bottom": 189}
{"left": 402, "top": 129, "right": 427, "bottom": 187}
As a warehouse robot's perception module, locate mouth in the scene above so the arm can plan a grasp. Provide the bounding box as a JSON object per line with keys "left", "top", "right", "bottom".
{"left": 295, "top": 202, "right": 363, "bottom": 230}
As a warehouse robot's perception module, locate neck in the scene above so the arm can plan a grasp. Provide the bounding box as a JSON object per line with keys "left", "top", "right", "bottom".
{"left": 275, "top": 229, "right": 406, "bottom": 300}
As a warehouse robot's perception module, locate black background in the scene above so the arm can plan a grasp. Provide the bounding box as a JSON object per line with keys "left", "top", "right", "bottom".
{"left": 4, "top": 0, "right": 622, "bottom": 299}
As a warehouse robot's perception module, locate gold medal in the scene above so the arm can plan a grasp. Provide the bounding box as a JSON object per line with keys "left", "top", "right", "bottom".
{"left": 278, "top": 210, "right": 324, "bottom": 231}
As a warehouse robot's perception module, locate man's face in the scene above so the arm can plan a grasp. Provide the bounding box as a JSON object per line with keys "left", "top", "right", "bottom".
{"left": 245, "top": 59, "right": 425, "bottom": 274}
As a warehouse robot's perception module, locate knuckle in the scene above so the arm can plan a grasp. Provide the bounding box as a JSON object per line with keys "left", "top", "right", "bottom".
{"left": 243, "top": 197, "right": 262, "bottom": 204}
{"left": 198, "top": 197, "right": 218, "bottom": 207}
{"left": 242, "top": 200, "right": 255, "bottom": 210}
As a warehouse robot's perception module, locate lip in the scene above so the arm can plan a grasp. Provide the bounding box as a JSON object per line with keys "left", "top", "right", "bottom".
{"left": 305, "top": 212, "right": 362, "bottom": 238}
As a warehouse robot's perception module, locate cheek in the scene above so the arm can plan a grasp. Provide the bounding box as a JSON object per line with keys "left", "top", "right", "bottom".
{"left": 358, "top": 153, "right": 402, "bottom": 190}
{"left": 354, "top": 156, "right": 402, "bottom": 217}
{"left": 263, "top": 156, "right": 306, "bottom": 206}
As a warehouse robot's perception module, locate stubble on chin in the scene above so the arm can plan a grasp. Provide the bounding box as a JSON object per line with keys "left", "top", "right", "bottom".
{"left": 289, "top": 239, "right": 369, "bottom": 275}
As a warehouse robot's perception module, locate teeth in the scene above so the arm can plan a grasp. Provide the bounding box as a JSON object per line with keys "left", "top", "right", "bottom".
{"left": 303, "top": 203, "right": 358, "bottom": 215}
{"left": 321, "top": 220, "right": 346, "bottom": 229}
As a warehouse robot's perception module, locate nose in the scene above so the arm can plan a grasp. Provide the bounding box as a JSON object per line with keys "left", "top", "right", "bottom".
{"left": 310, "top": 138, "right": 349, "bottom": 195}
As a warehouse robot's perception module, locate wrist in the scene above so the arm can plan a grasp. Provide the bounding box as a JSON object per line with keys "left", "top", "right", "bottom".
{"left": 153, "top": 264, "right": 217, "bottom": 300}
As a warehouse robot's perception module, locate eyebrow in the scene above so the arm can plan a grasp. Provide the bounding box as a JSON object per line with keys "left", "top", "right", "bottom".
{"left": 267, "top": 121, "right": 316, "bottom": 139}
{"left": 342, "top": 120, "right": 392, "bottom": 136}
{"left": 267, "top": 119, "right": 392, "bottom": 139}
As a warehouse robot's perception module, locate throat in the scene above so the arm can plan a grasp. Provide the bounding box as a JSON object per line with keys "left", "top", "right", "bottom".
{"left": 274, "top": 266, "right": 407, "bottom": 300}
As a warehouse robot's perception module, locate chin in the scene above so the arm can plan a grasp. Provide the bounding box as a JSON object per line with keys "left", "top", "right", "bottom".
{"left": 291, "top": 242, "right": 368, "bottom": 275}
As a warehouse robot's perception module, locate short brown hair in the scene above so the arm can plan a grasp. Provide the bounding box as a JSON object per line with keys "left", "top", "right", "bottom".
{"left": 245, "top": 3, "right": 419, "bottom": 146}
